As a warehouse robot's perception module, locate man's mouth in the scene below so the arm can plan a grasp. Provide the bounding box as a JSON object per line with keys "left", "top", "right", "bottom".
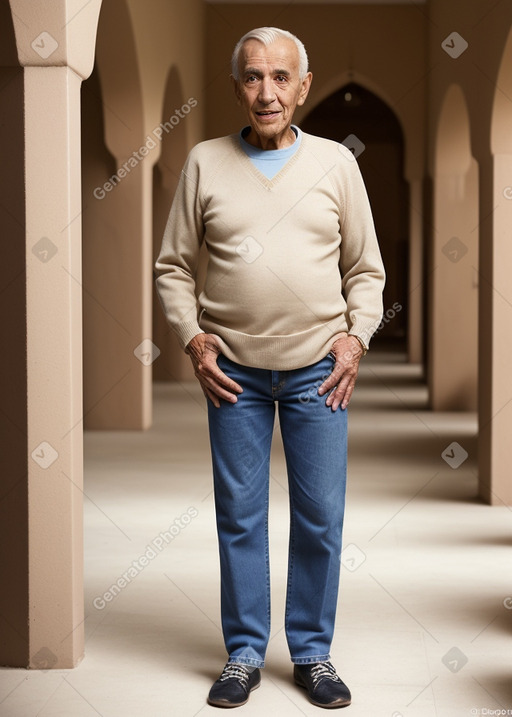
{"left": 255, "top": 110, "right": 281, "bottom": 118}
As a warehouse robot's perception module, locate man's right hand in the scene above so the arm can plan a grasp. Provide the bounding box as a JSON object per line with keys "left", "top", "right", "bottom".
{"left": 186, "top": 333, "right": 243, "bottom": 408}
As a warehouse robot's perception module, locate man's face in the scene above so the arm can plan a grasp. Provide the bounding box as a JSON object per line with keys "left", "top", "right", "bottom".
{"left": 233, "top": 38, "right": 312, "bottom": 149}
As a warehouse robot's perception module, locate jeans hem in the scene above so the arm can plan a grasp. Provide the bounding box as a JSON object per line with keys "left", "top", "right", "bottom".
{"left": 228, "top": 656, "right": 265, "bottom": 669}
{"left": 291, "top": 653, "right": 331, "bottom": 665}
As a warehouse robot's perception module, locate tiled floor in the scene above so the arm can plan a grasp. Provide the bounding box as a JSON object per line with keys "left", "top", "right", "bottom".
{"left": 2, "top": 353, "right": 512, "bottom": 717}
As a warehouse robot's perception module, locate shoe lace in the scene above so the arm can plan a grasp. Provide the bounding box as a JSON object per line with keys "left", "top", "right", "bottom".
{"left": 310, "top": 661, "right": 342, "bottom": 688}
{"left": 219, "top": 663, "right": 252, "bottom": 690}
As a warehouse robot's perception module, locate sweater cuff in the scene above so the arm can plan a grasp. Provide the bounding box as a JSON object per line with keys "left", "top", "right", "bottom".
{"left": 348, "top": 320, "right": 381, "bottom": 350}
{"left": 348, "top": 331, "right": 369, "bottom": 351}
{"left": 175, "top": 321, "right": 205, "bottom": 351}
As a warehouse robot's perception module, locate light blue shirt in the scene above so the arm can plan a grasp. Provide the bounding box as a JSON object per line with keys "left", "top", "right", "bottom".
{"left": 239, "top": 125, "right": 302, "bottom": 179}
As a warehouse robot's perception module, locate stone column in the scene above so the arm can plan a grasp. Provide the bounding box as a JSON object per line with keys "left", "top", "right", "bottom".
{"left": 0, "top": 0, "right": 102, "bottom": 668}
{"left": 429, "top": 164, "right": 479, "bottom": 411}
{"left": 478, "top": 155, "right": 512, "bottom": 505}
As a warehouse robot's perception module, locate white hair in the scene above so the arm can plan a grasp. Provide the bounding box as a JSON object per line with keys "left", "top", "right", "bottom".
{"left": 231, "top": 27, "right": 309, "bottom": 81}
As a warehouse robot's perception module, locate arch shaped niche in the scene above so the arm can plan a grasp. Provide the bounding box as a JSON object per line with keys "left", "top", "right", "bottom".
{"left": 152, "top": 66, "right": 195, "bottom": 382}
{"left": 428, "top": 84, "right": 478, "bottom": 411}
{"left": 81, "top": 0, "right": 148, "bottom": 429}
{"left": 301, "top": 82, "right": 409, "bottom": 349}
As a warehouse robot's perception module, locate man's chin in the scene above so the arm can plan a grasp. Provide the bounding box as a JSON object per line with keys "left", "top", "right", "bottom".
{"left": 251, "top": 120, "right": 286, "bottom": 137}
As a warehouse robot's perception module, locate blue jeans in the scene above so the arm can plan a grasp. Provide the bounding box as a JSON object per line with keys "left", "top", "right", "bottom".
{"left": 207, "top": 353, "right": 348, "bottom": 668}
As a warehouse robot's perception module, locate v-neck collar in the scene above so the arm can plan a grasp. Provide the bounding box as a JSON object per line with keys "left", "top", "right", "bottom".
{"left": 231, "top": 131, "right": 306, "bottom": 190}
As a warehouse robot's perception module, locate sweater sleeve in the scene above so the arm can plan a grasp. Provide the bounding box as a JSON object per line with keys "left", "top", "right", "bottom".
{"left": 338, "top": 149, "right": 386, "bottom": 349}
{"left": 154, "top": 150, "right": 205, "bottom": 350}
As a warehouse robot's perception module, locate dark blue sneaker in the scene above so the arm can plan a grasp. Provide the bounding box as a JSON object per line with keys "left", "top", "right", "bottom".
{"left": 207, "top": 662, "right": 261, "bottom": 708}
{"left": 294, "top": 661, "right": 351, "bottom": 708}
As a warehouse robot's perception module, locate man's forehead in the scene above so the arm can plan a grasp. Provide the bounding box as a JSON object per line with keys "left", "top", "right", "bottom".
{"left": 239, "top": 38, "right": 299, "bottom": 70}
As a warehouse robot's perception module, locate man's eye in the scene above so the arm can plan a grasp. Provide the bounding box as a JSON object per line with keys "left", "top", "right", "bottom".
{"left": 276, "top": 76, "right": 288, "bottom": 82}
{"left": 246, "top": 76, "right": 258, "bottom": 83}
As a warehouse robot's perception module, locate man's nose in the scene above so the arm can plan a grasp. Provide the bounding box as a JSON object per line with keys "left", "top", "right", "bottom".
{"left": 258, "top": 76, "right": 276, "bottom": 104}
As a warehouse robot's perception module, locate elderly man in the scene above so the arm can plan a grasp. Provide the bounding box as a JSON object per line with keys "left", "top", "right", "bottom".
{"left": 154, "top": 26, "right": 385, "bottom": 709}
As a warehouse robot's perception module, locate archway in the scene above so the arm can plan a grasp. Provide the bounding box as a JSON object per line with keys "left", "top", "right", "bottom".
{"left": 81, "top": 0, "right": 148, "bottom": 429}
{"left": 300, "top": 82, "right": 409, "bottom": 351}
{"left": 429, "top": 84, "right": 478, "bottom": 411}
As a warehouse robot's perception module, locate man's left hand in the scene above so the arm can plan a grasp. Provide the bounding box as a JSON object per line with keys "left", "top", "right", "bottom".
{"left": 318, "top": 333, "right": 364, "bottom": 411}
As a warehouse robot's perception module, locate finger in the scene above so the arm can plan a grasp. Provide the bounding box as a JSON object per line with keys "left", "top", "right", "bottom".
{"left": 206, "top": 364, "right": 243, "bottom": 394}
{"left": 326, "top": 374, "right": 355, "bottom": 410}
{"left": 203, "top": 385, "right": 221, "bottom": 409}
{"left": 198, "top": 373, "right": 240, "bottom": 404}
{"left": 341, "top": 382, "right": 355, "bottom": 410}
{"left": 211, "top": 384, "right": 239, "bottom": 403}
{"left": 199, "top": 364, "right": 243, "bottom": 403}
{"left": 196, "top": 355, "right": 243, "bottom": 395}
{"left": 317, "top": 362, "right": 345, "bottom": 396}
{"left": 325, "top": 381, "right": 348, "bottom": 409}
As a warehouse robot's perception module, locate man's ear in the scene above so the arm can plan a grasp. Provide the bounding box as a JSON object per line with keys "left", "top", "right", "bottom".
{"left": 230, "top": 75, "right": 242, "bottom": 105}
{"left": 297, "top": 71, "right": 313, "bottom": 107}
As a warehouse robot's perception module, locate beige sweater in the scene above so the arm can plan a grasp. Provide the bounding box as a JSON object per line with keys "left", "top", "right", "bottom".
{"left": 154, "top": 131, "right": 385, "bottom": 370}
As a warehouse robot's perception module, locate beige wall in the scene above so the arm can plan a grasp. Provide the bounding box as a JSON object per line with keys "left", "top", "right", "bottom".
{"left": 426, "top": 0, "right": 512, "bottom": 501}
{"left": 81, "top": 0, "right": 205, "bottom": 426}
{"left": 128, "top": 0, "right": 204, "bottom": 146}
{"left": 426, "top": 1, "right": 511, "bottom": 170}
{"left": 133, "top": 0, "right": 205, "bottom": 384}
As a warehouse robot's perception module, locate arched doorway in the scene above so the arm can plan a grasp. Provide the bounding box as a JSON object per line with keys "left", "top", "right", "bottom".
{"left": 300, "top": 82, "right": 408, "bottom": 350}
{"left": 81, "top": 0, "right": 148, "bottom": 429}
{"left": 429, "top": 84, "right": 478, "bottom": 411}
